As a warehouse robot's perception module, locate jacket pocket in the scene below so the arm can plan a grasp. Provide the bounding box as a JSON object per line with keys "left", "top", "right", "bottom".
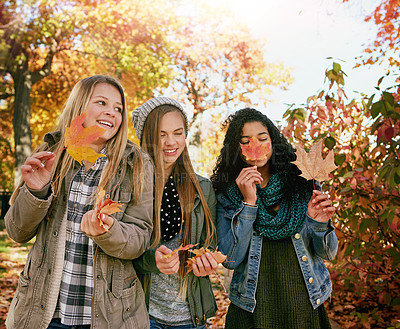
{"left": 10, "top": 272, "right": 31, "bottom": 328}
{"left": 113, "top": 191, "right": 131, "bottom": 221}
{"left": 106, "top": 277, "right": 149, "bottom": 329}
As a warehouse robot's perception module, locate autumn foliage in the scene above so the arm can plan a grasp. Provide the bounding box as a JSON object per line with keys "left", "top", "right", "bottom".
{"left": 343, "top": 0, "right": 400, "bottom": 68}
{"left": 283, "top": 62, "right": 400, "bottom": 328}
{"left": 64, "top": 112, "right": 106, "bottom": 164}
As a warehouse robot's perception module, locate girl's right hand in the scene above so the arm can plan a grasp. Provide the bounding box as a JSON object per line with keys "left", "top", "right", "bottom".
{"left": 155, "top": 245, "right": 180, "bottom": 275}
{"left": 21, "top": 151, "right": 56, "bottom": 191}
{"left": 235, "top": 166, "right": 262, "bottom": 205}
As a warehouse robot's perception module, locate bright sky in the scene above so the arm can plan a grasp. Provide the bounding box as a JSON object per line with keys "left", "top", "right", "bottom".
{"left": 229, "top": 0, "right": 397, "bottom": 122}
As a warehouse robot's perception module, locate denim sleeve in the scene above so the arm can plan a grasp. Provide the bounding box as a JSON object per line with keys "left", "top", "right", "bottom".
{"left": 217, "top": 200, "right": 257, "bottom": 269}
{"left": 306, "top": 215, "right": 338, "bottom": 260}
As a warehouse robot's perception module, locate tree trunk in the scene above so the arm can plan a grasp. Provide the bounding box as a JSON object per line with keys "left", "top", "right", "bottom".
{"left": 13, "top": 72, "right": 32, "bottom": 188}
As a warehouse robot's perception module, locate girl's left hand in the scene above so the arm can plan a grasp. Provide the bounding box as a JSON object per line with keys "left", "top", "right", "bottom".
{"left": 81, "top": 210, "right": 114, "bottom": 236}
{"left": 192, "top": 252, "right": 218, "bottom": 277}
{"left": 307, "top": 190, "right": 335, "bottom": 222}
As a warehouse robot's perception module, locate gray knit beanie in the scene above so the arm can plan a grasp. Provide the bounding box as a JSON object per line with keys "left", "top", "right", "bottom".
{"left": 132, "top": 96, "right": 189, "bottom": 142}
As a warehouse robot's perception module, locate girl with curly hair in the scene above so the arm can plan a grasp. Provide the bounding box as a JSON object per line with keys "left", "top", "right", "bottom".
{"left": 211, "top": 108, "right": 338, "bottom": 329}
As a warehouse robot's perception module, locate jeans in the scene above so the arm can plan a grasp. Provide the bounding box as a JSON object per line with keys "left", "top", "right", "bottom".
{"left": 150, "top": 318, "right": 206, "bottom": 329}
{"left": 47, "top": 318, "right": 91, "bottom": 329}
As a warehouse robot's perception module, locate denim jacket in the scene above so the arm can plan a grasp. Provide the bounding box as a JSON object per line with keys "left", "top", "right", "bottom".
{"left": 216, "top": 193, "right": 338, "bottom": 313}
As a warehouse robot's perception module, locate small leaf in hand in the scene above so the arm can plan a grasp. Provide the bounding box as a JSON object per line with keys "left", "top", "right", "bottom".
{"left": 292, "top": 139, "right": 337, "bottom": 182}
{"left": 94, "top": 188, "right": 122, "bottom": 228}
{"left": 240, "top": 136, "right": 271, "bottom": 161}
{"left": 64, "top": 112, "right": 106, "bottom": 164}
{"left": 161, "top": 243, "right": 198, "bottom": 259}
{"left": 185, "top": 247, "right": 227, "bottom": 274}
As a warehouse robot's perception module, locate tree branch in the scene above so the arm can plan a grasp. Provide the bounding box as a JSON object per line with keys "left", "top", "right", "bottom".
{"left": 0, "top": 93, "right": 14, "bottom": 100}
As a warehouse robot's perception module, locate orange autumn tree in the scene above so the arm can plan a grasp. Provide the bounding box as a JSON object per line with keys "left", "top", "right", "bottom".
{"left": 342, "top": 0, "right": 400, "bottom": 68}
{"left": 283, "top": 62, "right": 400, "bottom": 328}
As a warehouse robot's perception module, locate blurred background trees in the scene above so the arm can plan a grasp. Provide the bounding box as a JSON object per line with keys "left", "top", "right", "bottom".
{"left": 0, "top": 0, "right": 291, "bottom": 187}
{"left": 1, "top": 0, "right": 399, "bottom": 328}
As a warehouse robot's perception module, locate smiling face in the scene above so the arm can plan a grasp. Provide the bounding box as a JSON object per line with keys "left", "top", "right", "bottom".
{"left": 159, "top": 111, "right": 186, "bottom": 175}
{"left": 83, "top": 83, "right": 123, "bottom": 152}
{"left": 240, "top": 121, "right": 273, "bottom": 168}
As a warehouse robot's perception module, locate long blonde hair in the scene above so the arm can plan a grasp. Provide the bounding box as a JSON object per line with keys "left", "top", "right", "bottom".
{"left": 11, "top": 75, "right": 144, "bottom": 204}
{"left": 140, "top": 106, "right": 215, "bottom": 273}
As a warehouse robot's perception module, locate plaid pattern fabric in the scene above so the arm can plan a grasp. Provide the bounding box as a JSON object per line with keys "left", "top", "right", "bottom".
{"left": 54, "top": 156, "right": 107, "bottom": 325}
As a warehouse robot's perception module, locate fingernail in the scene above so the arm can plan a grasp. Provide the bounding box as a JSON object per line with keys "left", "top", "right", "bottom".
{"left": 41, "top": 163, "right": 45, "bottom": 167}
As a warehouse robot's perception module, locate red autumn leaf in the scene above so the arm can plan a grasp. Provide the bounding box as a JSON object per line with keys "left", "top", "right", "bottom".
{"left": 64, "top": 112, "right": 106, "bottom": 164}
{"left": 161, "top": 243, "right": 198, "bottom": 259}
{"left": 94, "top": 188, "right": 123, "bottom": 228}
{"left": 240, "top": 136, "right": 271, "bottom": 161}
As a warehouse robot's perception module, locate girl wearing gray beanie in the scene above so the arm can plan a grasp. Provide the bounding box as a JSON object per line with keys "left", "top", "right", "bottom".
{"left": 132, "top": 97, "right": 218, "bottom": 329}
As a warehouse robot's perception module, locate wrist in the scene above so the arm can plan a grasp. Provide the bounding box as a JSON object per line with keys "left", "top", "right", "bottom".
{"left": 243, "top": 201, "right": 257, "bottom": 207}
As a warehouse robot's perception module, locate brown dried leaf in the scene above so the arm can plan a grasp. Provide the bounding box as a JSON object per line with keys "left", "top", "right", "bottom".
{"left": 185, "top": 247, "right": 227, "bottom": 274}
{"left": 292, "top": 139, "right": 337, "bottom": 182}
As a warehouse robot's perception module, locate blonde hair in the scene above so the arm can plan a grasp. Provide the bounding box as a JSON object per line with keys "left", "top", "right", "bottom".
{"left": 11, "top": 75, "right": 144, "bottom": 204}
{"left": 141, "top": 105, "right": 215, "bottom": 277}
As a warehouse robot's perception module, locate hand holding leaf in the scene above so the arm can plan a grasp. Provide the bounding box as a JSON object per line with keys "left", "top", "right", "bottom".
{"left": 64, "top": 112, "right": 106, "bottom": 164}
{"left": 160, "top": 243, "right": 199, "bottom": 259}
{"left": 94, "top": 188, "right": 122, "bottom": 229}
{"left": 186, "top": 247, "right": 227, "bottom": 275}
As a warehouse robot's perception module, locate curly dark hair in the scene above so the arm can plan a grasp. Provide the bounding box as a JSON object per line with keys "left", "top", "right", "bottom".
{"left": 211, "top": 108, "right": 312, "bottom": 195}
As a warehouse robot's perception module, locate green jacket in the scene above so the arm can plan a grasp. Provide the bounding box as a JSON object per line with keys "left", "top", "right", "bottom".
{"left": 5, "top": 132, "right": 154, "bottom": 329}
{"left": 134, "top": 174, "right": 217, "bottom": 327}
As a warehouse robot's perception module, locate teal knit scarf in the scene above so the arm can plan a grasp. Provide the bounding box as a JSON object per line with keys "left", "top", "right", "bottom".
{"left": 226, "top": 173, "right": 311, "bottom": 240}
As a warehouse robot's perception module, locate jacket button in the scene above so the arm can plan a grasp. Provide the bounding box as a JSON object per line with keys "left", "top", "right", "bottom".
{"left": 301, "top": 255, "right": 307, "bottom": 261}
{"left": 97, "top": 275, "right": 101, "bottom": 279}
{"left": 41, "top": 304, "right": 45, "bottom": 310}
{"left": 126, "top": 307, "right": 130, "bottom": 311}
{"left": 248, "top": 279, "right": 255, "bottom": 284}
{"left": 294, "top": 233, "right": 301, "bottom": 239}
{"left": 253, "top": 255, "right": 259, "bottom": 260}
{"left": 308, "top": 277, "right": 314, "bottom": 283}
{"left": 96, "top": 314, "right": 99, "bottom": 317}
{"left": 53, "top": 231, "right": 58, "bottom": 237}
{"left": 316, "top": 299, "right": 321, "bottom": 305}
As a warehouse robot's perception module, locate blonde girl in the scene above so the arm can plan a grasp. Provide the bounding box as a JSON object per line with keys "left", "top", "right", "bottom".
{"left": 5, "top": 75, "right": 153, "bottom": 329}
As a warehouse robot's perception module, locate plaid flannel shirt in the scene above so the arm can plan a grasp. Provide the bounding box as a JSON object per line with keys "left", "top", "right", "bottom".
{"left": 54, "top": 156, "right": 106, "bottom": 325}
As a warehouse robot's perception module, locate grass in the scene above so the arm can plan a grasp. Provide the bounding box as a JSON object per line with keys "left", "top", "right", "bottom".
{"left": 0, "top": 230, "right": 33, "bottom": 278}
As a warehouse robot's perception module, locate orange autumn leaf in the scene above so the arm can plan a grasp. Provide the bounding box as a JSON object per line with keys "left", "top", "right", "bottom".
{"left": 185, "top": 247, "right": 227, "bottom": 274}
{"left": 292, "top": 139, "right": 337, "bottom": 182}
{"left": 94, "top": 188, "right": 123, "bottom": 228}
{"left": 161, "top": 243, "right": 198, "bottom": 259}
{"left": 64, "top": 112, "right": 106, "bottom": 164}
{"left": 240, "top": 136, "right": 271, "bottom": 161}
